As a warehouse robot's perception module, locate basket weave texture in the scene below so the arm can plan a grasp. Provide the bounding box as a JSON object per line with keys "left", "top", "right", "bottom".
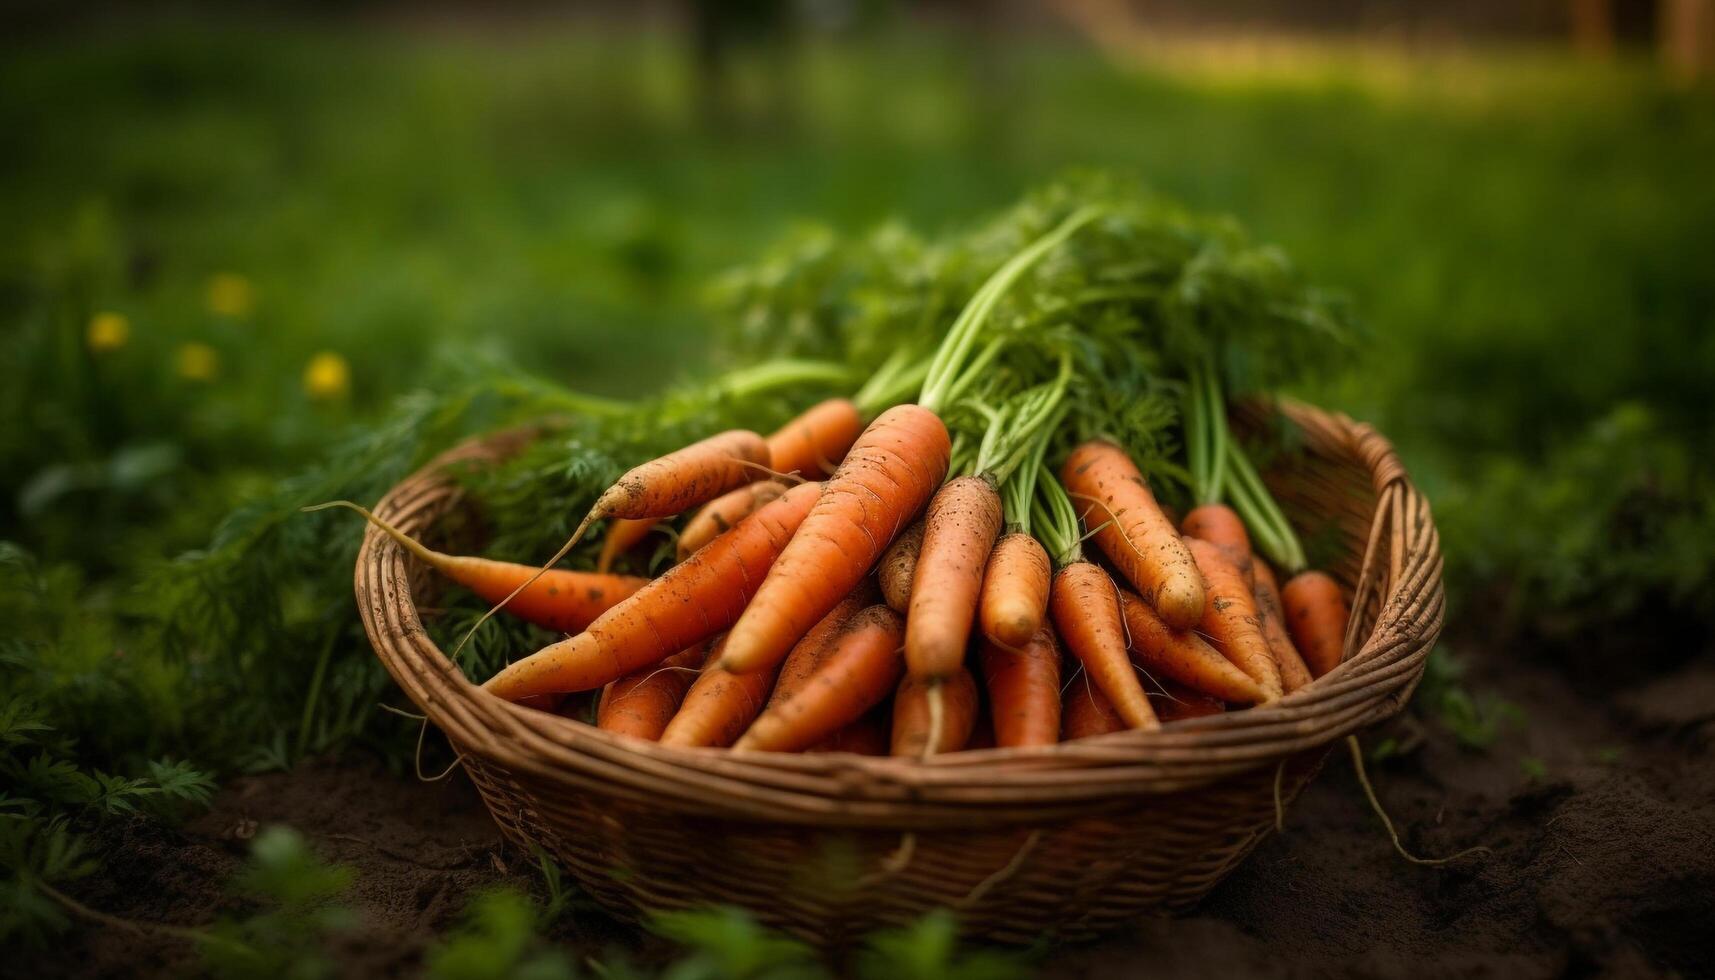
{"left": 354, "top": 399, "right": 1444, "bottom": 945}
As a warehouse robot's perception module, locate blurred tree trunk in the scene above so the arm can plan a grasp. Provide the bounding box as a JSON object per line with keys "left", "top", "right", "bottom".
{"left": 1570, "top": 0, "right": 1616, "bottom": 57}
{"left": 1661, "top": 0, "right": 1715, "bottom": 81}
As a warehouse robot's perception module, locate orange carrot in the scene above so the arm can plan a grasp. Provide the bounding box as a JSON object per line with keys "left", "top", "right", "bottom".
{"left": 482, "top": 481, "right": 820, "bottom": 701}
{"left": 598, "top": 518, "right": 659, "bottom": 574}
{"left": 766, "top": 398, "right": 865, "bottom": 479}
{"left": 720, "top": 405, "right": 950, "bottom": 675}
{"left": 307, "top": 501, "right": 646, "bottom": 633}
{"left": 596, "top": 643, "right": 707, "bottom": 740}
{"left": 1151, "top": 680, "right": 1227, "bottom": 722}
{"left": 1282, "top": 570, "right": 1350, "bottom": 678}
{"left": 599, "top": 429, "right": 772, "bottom": 521}
{"left": 1117, "top": 589, "right": 1267, "bottom": 704}
{"left": 878, "top": 521, "right": 924, "bottom": 614}
{"left": 906, "top": 475, "right": 1003, "bottom": 679}
{"left": 735, "top": 606, "right": 905, "bottom": 752}
{"left": 978, "top": 532, "right": 1052, "bottom": 649}
{"left": 1061, "top": 673, "right": 1126, "bottom": 740}
{"left": 812, "top": 711, "right": 890, "bottom": 755}
{"left": 1185, "top": 536, "right": 1282, "bottom": 701}
{"left": 891, "top": 667, "right": 977, "bottom": 757}
{"left": 677, "top": 480, "right": 788, "bottom": 561}
{"left": 656, "top": 635, "right": 779, "bottom": 748}
{"left": 1061, "top": 441, "right": 1205, "bottom": 629}
{"left": 1253, "top": 560, "right": 1314, "bottom": 693}
{"left": 979, "top": 629, "right": 1062, "bottom": 748}
{"left": 456, "top": 428, "right": 772, "bottom": 657}
{"left": 1181, "top": 503, "right": 1253, "bottom": 587}
{"left": 517, "top": 693, "right": 565, "bottom": 714}
{"left": 768, "top": 583, "right": 877, "bottom": 707}
{"left": 1050, "top": 562, "right": 1158, "bottom": 730}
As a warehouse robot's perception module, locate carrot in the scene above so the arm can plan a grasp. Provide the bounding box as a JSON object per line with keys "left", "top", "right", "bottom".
{"left": 1282, "top": 570, "right": 1350, "bottom": 678}
{"left": 812, "top": 711, "right": 889, "bottom": 755}
{"left": 979, "top": 629, "right": 1062, "bottom": 748}
{"left": 1050, "top": 562, "right": 1158, "bottom": 730}
{"left": 1181, "top": 503, "right": 1253, "bottom": 587}
{"left": 1184, "top": 536, "right": 1283, "bottom": 702}
{"left": 1150, "top": 680, "right": 1227, "bottom": 722}
{"left": 891, "top": 667, "right": 977, "bottom": 757}
{"left": 735, "top": 606, "right": 905, "bottom": 752}
{"left": 978, "top": 532, "right": 1052, "bottom": 649}
{"left": 598, "top": 518, "right": 659, "bottom": 574}
{"left": 305, "top": 501, "right": 646, "bottom": 633}
{"left": 906, "top": 475, "right": 1003, "bottom": 679}
{"left": 455, "top": 428, "right": 771, "bottom": 658}
{"left": 482, "top": 481, "right": 821, "bottom": 701}
{"left": 517, "top": 693, "right": 565, "bottom": 714}
{"left": 768, "top": 583, "right": 877, "bottom": 707}
{"left": 1061, "top": 440, "right": 1205, "bottom": 629}
{"left": 596, "top": 642, "right": 707, "bottom": 740}
{"left": 598, "top": 429, "right": 772, "bottom": 521}
{"left": 656, "top": 634, "right": 779, "bottom": 748}
{"left": 1061, "top": 673, "right": 1126, "bottom": 740}
{"left": 766, "top": 397, "right": 865, "bottom": 479}
{"left": 1253, "top": 560, "right": 1314, "bottom": 693}
{"left": 878, "top": 521, "right": 924, "bottom": 614}
{"left": 1117, "top": 589, "right": 1267, "bottom": 704}
{"left": 677, "top": 480, "right": 787, "bottom": 561}
{"left": 719, "top": 405, "right": 950, "bottom": 675}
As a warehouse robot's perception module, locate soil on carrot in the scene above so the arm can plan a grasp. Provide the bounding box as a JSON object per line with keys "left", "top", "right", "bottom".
{"left": 16, "top": 618, "right": 1713, "bottom": 979}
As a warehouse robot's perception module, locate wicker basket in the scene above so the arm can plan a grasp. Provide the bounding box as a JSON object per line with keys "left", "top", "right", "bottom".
{"left": 354, "top": 398, "right": 1443, "bottom": 945}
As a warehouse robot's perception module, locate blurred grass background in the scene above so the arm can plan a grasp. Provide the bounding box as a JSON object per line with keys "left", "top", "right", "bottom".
{"left": 3, "top": 0, "right": 1715, "bottom": 961}
{"left": 6, "top": 12, "right": 1711, "bottom": 577}
{"left": 2, "top": 4, "right": 1713, "bottom": 929}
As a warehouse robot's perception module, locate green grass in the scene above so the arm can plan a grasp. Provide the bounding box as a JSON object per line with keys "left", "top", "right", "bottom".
{"left": 3, "top": 14, "right": 1713, "bottom": 955}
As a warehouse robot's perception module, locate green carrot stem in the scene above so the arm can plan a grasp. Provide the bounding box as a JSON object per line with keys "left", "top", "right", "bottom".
{"left": 919, "top": 207, "right": 1103, "bottom": 414}
{"left": 716, "top": 359, "right": 856, "bottom": 399}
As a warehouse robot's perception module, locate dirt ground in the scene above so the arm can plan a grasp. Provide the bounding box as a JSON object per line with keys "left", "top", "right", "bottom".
{"left": 14, "top": 615, "right": 1714, "bottom": 979}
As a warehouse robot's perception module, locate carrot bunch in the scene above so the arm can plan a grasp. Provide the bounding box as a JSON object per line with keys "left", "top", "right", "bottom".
{"left": 331, "top": 183, "right": 1360, "bottom": 755}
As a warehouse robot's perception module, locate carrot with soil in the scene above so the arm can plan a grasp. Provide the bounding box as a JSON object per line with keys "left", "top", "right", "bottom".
{"left": 1035, "top": 458, "right": 1158, "bottom": 730}
{"left": 304, "top": 501, "right": 646, "bottom": 634}
{"left": 1184, "top": 535, "right": 1283, "bottom": 701}
{"left": 768, "top": 583, "right": 878, "bottom": 707}
{"left": 717, "top": 405, "right": 949, "bottom": 676}
{"left": 482, "top": 480, "right": 820, "bottom": 701}
{"left": 677, "top": 480, "right": 788, "bottom": 560}
{"left": 1283, "top": 571, "right": 1350, "bottom": 678}
{"left": 1222, "top": 429, "right": 1351, "bottom": 680}
{"left": 980, "top": 629, "right": 1063, "bottom": 748}
{"left": 597, "top": 643, "right": 708, "bottom": 740}
{"left": 878, "top": 521, "right": 923, "bottom": 614}
{"left": 1253, "top": 559, "right": 1314, "bottom": 692}
{"left": 598, "top": 518, "right": 659, "bottom": 574}
{"left": 657, "top": 635, "right": 779, "bottom": 748}
{"left": 892, "top": 668, "right": 978, "bottom": 757}
{"left": 1062, "top": 673, "right": 1126, "bottom": 740}
{"left": 905, "top": 475, "right": 1004, "bottom": 679}
{"left": 456, "top": 427, "right": 771, "bottom": 658}
{"left": 1061, "top": 440, "right": 1205, "bottom": 629}
{"left": 765, "top": 397, "right": 866, "bottom": 479}
{"left": 735, "top": 605, "right": 906, "bottom": 752}
{"left": 1117, "top": 588, "right": 1268, "bottom": 704}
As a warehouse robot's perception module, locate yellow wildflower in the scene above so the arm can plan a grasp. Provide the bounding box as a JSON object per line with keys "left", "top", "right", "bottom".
{"left": 175, "top": 342, "right": 220, "bottom": 382}
{"left": 303, "top": 351, "right": 351, "bottom": 400}
{"left": 87, "top": 311, "right": 130, "bottom": 352}
{"left": 206, "top": 273, "right": 255, "bottom": 317}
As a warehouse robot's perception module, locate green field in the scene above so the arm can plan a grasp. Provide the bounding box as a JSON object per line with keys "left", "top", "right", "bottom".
{"left": 4, "top": 17, "right": 1713, "bottom": 970}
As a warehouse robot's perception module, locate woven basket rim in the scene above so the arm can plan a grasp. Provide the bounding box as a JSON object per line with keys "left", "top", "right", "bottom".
{"left": 354, "top": 397, "right": 1444, "bottom": 827}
